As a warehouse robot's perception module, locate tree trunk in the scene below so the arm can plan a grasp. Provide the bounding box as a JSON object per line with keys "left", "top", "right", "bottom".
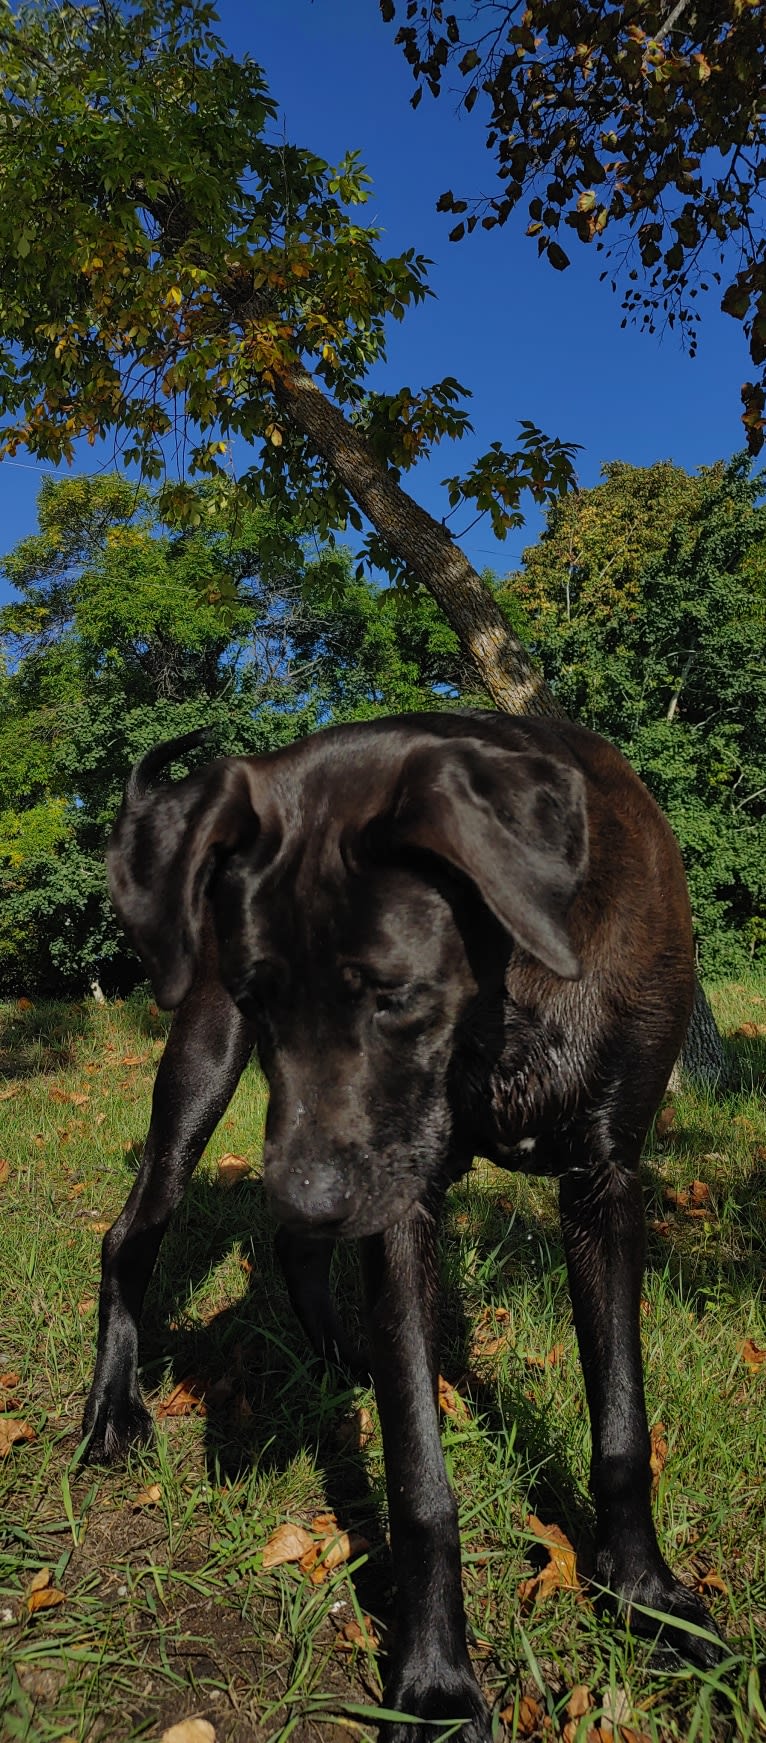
{"left": 270, "top": 363, "right": 727, "bottom": 1089}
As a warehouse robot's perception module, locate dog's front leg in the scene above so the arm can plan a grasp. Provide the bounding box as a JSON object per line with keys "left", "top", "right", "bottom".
{"left": 362, "top": 1210, "right": 491, "bottom": 1743}
{"left": 560, "top": 1153, "right": 722, "bottom": 1666}
{"left": 83, "top": 979, "right": 254, "bottom": 1463}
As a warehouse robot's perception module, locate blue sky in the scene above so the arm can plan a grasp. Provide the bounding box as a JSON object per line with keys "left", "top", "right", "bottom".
{"left": 0, "top": 0, "right": 749, "bottom": 596}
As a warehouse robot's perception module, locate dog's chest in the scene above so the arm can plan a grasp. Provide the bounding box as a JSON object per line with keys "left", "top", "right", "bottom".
{"left": 454, "top": 997, "right": 582, "bottom": 1176}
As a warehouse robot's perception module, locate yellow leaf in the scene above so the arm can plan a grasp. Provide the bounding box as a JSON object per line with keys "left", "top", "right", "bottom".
{"left": 0, "top": 1418, "right": 36, "bottom": 1456}
{"left": 217, "top": 1153, "right": 251, "bottom": 1189}
{"left": 161, "top": 1724, "right": 216, "bottom": 1743}
{"left": 132, "top": 1483, "right": 162, "bottom": 1509}
{"left": 262, "top": 1522, "right": 314, "bottom": 1568}
{"left": 167, "top": 286, "right": 183, "bottom": 306}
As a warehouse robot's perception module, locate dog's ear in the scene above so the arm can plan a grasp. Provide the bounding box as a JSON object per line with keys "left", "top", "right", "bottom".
{"left": 390, "top": 739, "right": 588, "bottom": 978}
{"left": 108, "top": 757, "right": 258, "bottom": 1009}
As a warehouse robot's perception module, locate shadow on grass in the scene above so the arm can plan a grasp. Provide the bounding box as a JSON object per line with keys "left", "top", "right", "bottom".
{"left": 0, "top": 1000, "right": 92, "bottom": 1078}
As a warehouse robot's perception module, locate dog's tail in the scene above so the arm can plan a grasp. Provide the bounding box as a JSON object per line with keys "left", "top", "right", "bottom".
{"left": 126, "top": 729, "right": 213, "bottom": 804}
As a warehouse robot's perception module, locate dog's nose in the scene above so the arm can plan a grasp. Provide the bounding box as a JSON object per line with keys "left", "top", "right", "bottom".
{"left": 264, "top": 1157, "right": 354, "bottom": 1231}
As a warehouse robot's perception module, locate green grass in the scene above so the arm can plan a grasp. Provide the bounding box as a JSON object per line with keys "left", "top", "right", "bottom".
{"left": 0, "top": 983, "right": 764, "bottom": 1743}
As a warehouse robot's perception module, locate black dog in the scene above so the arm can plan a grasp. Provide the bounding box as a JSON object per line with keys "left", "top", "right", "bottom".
{"left": 84, "top": 711, "right": 721, "bottom": 1740}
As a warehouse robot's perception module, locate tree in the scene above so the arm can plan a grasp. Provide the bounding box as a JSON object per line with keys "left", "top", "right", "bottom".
{"left": 383, "top": 1, "right": 766, "bottom": 452}
{"left": 0, "top": 1, "right": 724, "bottom": 1078}
{"left": 505, "top": 455, "right": 766, "bottom": 976}
{"left": 0, "top": 0, "right": 576, "bottom": 717}
{"left": 0, "top": 475, "right": 477, "bottom": 993}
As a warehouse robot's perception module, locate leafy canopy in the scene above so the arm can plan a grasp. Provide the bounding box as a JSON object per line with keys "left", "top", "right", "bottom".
{"left": 0, "top": 0, "right": 576, "bottom": 575}
{"left": 506, "top": 455, "right": 766, "bottom": 973}
{"left": 383, "top": 1, "right": 766, "bottom": 450}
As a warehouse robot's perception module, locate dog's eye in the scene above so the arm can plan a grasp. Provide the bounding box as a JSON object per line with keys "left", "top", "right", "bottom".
{"left": 340, "top": 964, "right": 365, "bottom": 998}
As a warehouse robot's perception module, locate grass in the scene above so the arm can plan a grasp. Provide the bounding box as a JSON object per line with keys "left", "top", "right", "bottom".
{"left": 0, "top": 980, "right": 764, "bottom": 1743}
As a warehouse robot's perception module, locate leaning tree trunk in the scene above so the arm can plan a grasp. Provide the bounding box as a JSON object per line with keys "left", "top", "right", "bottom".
{"left": 269, "top": 363, "right": 727, "bottom": 1088}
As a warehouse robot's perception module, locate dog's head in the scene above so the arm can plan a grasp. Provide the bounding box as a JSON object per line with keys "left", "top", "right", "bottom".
{"left": 109, "top": 725, "right": 588, "bottom": 1236}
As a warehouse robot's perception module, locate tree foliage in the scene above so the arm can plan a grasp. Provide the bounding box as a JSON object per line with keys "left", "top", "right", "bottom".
{"left": 382, "top": 1, "right": 766, "bottom": 450}
{"left": 505, "top": 455, "right": 766, "bottom": 973}
{"left": 0, "top": 0, "right": 575, "bottom": 559}
{"left": 0, "top": 476, "right": 476, "bottom": 993}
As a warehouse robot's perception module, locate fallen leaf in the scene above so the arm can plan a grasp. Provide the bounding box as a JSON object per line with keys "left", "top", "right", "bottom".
{"left": 70, "top": 1093, "right": 90, "bottom": 1107}
{"left": 336, "top": 1405, "right": 374, "bottom": 1451}
{"left": 132, "top": 1483, "right": 162, "bottom": 1509}
{"left": 754, "top": 1144, "right": 766, "bottom": 1164}
{"left": 0, "top": 1372, "right": 20, "bottom": 1388}
{"left": 262, "top": 1522, "right": 315, "bottom": 1568}
{"left": 67, "top": 1183, "right": 86, "bottom": 1199}
{"left": 567, "top": 1685, "right": 592, "bottom": 1720}
{"left": 690, "top": 1179, "right": 711, "bottom": 1205}
{"left": 0, "top": 1388, "right": 21, "bottom": 1412}
{"left": 335, "top": 1614, "right": 380, "bottom": 1653}
{"left": 305, "top": 1529, "right": 369, "bottom": 1584}
{"left": 438, "top": 1375, "right": 468, "bottom": 1419}
{"left": 663, "top": 1186, "right": 689, "bottom": 1209}
{"left": 649, "top": 1219, "right": 671, "bottom": 1236}
{"left": 655, "top": 1105, "right": 676, "bottom": 1138}
{"left": 217, "top": 1152, "right": 251, "bottom": 1188}
{"left": 0, "top": 1418, "right": 35, "bottom": 1455}
{"left": 27, "top": 1566, "right": 65, "bottom": 1613}
{"left": 0, "top": 1085, "right": 19, "bottom": 1100}
{"left": 518, "top": 1514, "right": 581, "bottom": 1605}
{"left": 601, "top": 1685, "right": 630, "bottom": 1736}
{"left": 740, "top": 1338, "right": 766, "bottom": 1373}
{"left": 161, "top": 1723, "right": 216, "bottom": 1743}
{"left": 732, "top": 1024, "right": 766, "bottom": 1040}
{"left": 499, "top": 1693, "right": 542, "bottom": 1733}
{"left": 77, "top": 1297, "right": 95, "bottom": 1316}
{"left": 49, "top": 1085, "right": 70, "bottom": 1103}
{"left": 694, "top": 1567, "right": 728, "bottom": 1595}
{"left": 525, "top": 1343, "right": 564, "bottom": 1370}
{"left": 650, "top": 1422, "right": 668, "bottom": 1494}
{"left": 16, "top": 997, "right": 34, "bottom": 1011}
{"left": 0, "top": 1159, "right": 9, "bottom": 1185}
{"left": 157, "top": 1377, "right": 207, "bottom": 1418}
{"left": 309, "top": 1511, "right": 338, "bottom": 1533}
{"left": 121, "top": 1053, "right": 147, "bottom": 1067}
{"left": 88, "top": 1221, "right": 112, "bottom": 1235}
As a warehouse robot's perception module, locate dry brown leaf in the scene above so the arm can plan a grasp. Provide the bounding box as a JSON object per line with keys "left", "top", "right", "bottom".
{"left": 132, "top": 1483, "right": 162, "bottom": 1509}
{"left": 88, "top": 1221, "right": 112, "bottom": 1235}
{"left": 0, "top": 1085, "right": 19, "bottom": 1101}
{"left": 525, "top": 1343, "right": 564, "bottom": 1370}
{"left": 120, "top": 1053, "right": 147, "bottom": 1067}
{"left": 649, "top": 1219, "right": 671, "bottom": 1236}
{"left": 49, "top": 1085, "right": 70, "bottom": 1103}
{"left": 518, "top": 1514, "right": 581, "bottom": 1606}
{"left": 740, "top": 1338, "right": 766, "bottom": 1373}
{"left": 438, "top": 1375, "right": 468, "bottom": 1419}
{"left": 161, "top": 1722, "right": 216, "bottom": 1743}
{"left": 77, "top": 1297, "right": 95, "bottom": 1316}
{"left": 336, "top": 1406, "right": 374, "bottom": 1451}
{"left": 754, "top": 1144, "right": 766, "bottom": 1164}
{"left": 16, "top": 997, "right": 34, "bottom": 1011}
{"left": 567, "top": 1685, "right": 593, "bottom": 1720}
{"left": 0, "top": 1418, "right": 35, "bottom": 1455}
{"left": 733, "top": 1023, "right": 766, "bottom": 1040}
{"left": 649, "top": 1422, "right": 668, "bottom": 1494}
{"left": 335, "top": 1614, "right": 380, "bottom": 1653}
{"left": 655, "top": 1105, "right": 676, "bottom": 1138}
{"left": 306, "top": 1529, "right": 369, "bottom": 1584}
{"left": 309, "top": 1511, "right": 338, "bottom": 1533}
{"left": 94, "top": 1112, "right": 106, "bottom": 1127}
{"left": 523, "top": 1512, "right": 582, "bottom": 1603}
{"left": 694, "top": 1567, "right": 729, "bottom": 1595}
{"left": 70, "top": 1093, "right": 90, "bottom": 1107}
{"left": 0, "top": 1372, "right": 20, "bottom": 1388}
{"left": 27, "top": 1568, "right": 65, "bottom": 1613}
{"left": 261, "top": 1522, "right": 314, "bottom": 1568}
{"left": 0, "top": 1388, "right": 21, "bottom": 1411}
{"left": 157, "top": 1377, "right": 207, "bottom": 1418}
{"left": 0, "top": 1159, "right": 9, "bottom": 1186}
{"left": 67, "top": 1183, "right": 86, "bottom": 1199}
{"left": 690, "top": 1179, "right": 711, "bottom": 1205}
{"left": 499, "top": 1692, "right": 543, "bottom": 1733}
{"left": 217, "top": 1152, "right": 251, "bottom": 1188}
{"left": 601, "top": 1685, "right": 630, "bottom": 1737}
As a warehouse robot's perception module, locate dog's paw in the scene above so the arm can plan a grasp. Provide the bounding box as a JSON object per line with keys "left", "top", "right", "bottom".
{"left": 600, "top": 1560, "right": 725, "bottom": 1669}
{"left": 379, "top": 1668, "right": 492, "bottom": 1742}
{"left": 81, "top": 1389, "right": 154, "bottom": 1465}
